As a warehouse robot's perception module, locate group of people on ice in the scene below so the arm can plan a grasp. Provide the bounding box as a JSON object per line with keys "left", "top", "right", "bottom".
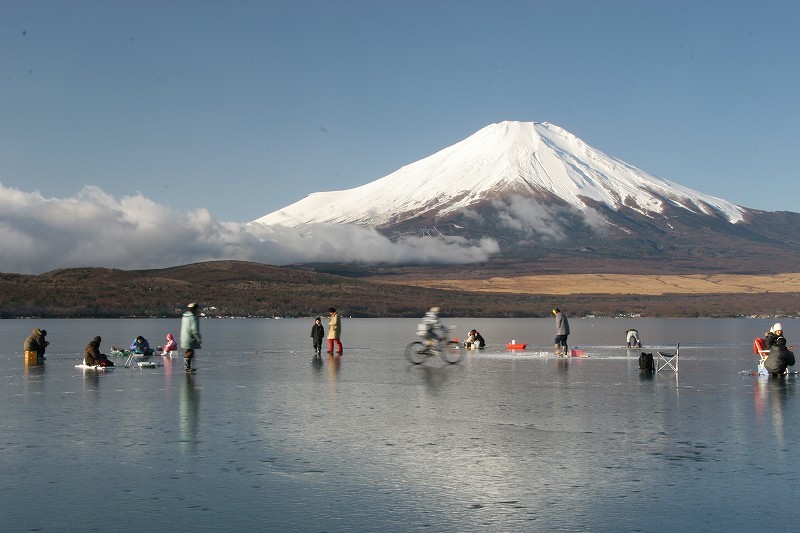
{"left": 75, "top": 303, "right": 201, "bottom": 371}
{"left": 26, "top": 300, "right": 796, "bottom": 378}
{"left": 310, "top": 308, "right": 343, "bottom": 357}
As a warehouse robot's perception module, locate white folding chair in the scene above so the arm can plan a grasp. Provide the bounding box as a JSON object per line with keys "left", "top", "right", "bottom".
{"left": 656, "top": 343, "right": 680, "bottom": 373}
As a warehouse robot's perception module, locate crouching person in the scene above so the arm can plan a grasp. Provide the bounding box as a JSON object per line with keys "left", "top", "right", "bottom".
{"left": 764, "top": 323, "right": 795, "bottom": 375}
{"left": 85, "top": 336, "right": 113, "bottom": 367}
{"left": 24, "top": 328, "right": 49, "bottom": 363}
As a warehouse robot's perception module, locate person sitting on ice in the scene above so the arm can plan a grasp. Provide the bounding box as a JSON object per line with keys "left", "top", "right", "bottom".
{"left": 85, "top": 336, "right": 113, "bottom": 367}
{"left": 416, "top": 307, "right": 447, "bottom": 347}
{"left": 626, "top": 329, "right": 641, "bottom": 348}
{"left": 764, "top": 323, "right": 796, "bottom": 375}
{"left": 464, "top": 329, "right": 486, "bottom": 349}
{"left": 160, "top": 333, "right": 177, "bottom": 356}
{"left": 130, "top": 335, "right": 154, "bottom": 355}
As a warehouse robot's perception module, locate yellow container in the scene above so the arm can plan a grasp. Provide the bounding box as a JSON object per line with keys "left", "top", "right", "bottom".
{"left": 24, "top": 350, "right": 41, "bottom": 364}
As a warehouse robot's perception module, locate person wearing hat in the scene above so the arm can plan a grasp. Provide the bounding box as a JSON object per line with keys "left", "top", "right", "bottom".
{"left": 552, "top": 307, "right": 570, "bottom": 356}
{"left": 160, "top": 333, "right": 177, "bottom": 356}
{"left": 180, "top": 303, "right": 202, "bottom": 372}
{"left": 763, "top": 323, "right": 795, "bottom": 375}
{"left": 84, "top": 336, "right": 113, "bottom": 367}
{"left": 23, "top": 327, "right": 49, "bottom": 362}
{"left": 326, "top": 307, "right": 343, "bottom": 355}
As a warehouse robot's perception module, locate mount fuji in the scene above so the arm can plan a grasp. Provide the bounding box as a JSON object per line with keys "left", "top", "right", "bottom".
{"left": 253, "top": 121, "right": 800, "bottom": 271}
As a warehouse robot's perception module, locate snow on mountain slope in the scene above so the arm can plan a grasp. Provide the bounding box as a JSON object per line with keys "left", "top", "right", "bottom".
{"left": 252, "top": 121, "right": 744, "bottom": 228}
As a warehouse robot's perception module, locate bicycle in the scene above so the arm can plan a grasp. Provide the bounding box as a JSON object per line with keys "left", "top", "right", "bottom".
{"left": 404, "top": 335, "right": 461, "bottom": 364}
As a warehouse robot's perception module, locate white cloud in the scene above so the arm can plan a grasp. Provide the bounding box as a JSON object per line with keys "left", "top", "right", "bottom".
{"left": 581, "top": 206, "right": 610, "bottom": 235}
{"left": 0, "top": 182, "right": 500, "bottom": 274}
{"left": 490, "top": 197, "right": 610, "bottom": 239}
{"left": 492, "top": 197, "right": 567, "bottom": 241}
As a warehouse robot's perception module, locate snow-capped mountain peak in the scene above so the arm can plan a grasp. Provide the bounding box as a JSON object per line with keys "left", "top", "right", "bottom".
{"left": 252, "top": 121, "right": 744, "bottom": 228}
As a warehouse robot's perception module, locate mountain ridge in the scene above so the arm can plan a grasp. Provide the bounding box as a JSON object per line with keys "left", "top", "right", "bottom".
{"left": 253, "top": 121, "right": 745, "bottom": 228}
{"left": 251, "top": 120, "right": 800, "bottom": 273}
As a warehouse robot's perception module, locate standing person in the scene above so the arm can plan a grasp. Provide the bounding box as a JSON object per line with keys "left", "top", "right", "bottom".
{"left": 552, "top": 307, "right": 570, "bottom": 356}
{"left": 23, "top": 328, "right": 49, "bottom": 362}
{"left": 310, "top": 317, "right": 325, "bottom": 356}
{"left": 327, "top": 307, "right": 343, "bottom": 355}
{"left": 180, "top": 303, "right": 202, "bottom": 372}
{"left": 764, "top": 323, "right": 796, "bottom": 375}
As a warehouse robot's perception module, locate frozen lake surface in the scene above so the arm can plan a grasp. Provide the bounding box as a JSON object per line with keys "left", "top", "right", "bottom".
{"left": 1, "top": 317, "right": 797, "bottom": 531}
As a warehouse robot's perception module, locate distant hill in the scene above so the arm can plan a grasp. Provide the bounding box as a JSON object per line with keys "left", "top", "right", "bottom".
{"left": 1, "top": 260, "right": 797, "bottom": 318}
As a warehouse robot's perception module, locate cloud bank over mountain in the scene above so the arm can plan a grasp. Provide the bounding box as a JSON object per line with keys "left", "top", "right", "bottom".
{"left": 0, "top": 182, "right": 499, "bottom": 274}
{"left": 6, "top": 121, "right": 795, "bottom": 275}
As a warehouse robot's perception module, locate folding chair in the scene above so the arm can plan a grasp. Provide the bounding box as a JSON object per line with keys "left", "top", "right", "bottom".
{"left": 753, "top": 337, "right": 769, "bottom": 374}
{"left": 656, "top": 343, "right": 680, "bottom": 373}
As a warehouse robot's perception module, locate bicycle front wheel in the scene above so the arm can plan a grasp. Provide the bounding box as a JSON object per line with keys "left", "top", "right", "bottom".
{"left": 405, "top": 341, "right": 428, "bottom": 364}
{"left": 440, "top": 341, "right": 461, "bottom": 364}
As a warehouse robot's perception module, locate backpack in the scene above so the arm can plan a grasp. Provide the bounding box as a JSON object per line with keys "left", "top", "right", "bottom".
{"left": 639, "top": 352, "right": 655, "bottom": 372}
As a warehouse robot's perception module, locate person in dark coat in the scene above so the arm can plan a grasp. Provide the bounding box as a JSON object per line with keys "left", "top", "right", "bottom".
{"left": 24, "top": 328, "right": 49, "bottom": 361}
{"left": 552, "top": 307, "right": 570, "bottom": 356}
{"left": 310, "top": 317, "right": 325, "bottom": 356}
{"left": 85, "top": 336, "right": 113, "bottom": 367}
{"left": 764, "top": 323, "right": 795, "bottom": 375}
{"left": 464, "top": 329, "right": 485, "bottom": 349}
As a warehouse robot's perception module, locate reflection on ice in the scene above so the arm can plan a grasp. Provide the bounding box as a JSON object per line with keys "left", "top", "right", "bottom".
{"left": 180, "top": 373, "right": 200, "bottom": 456}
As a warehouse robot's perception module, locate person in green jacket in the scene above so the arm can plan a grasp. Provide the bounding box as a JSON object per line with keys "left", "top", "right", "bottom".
{"left": 180, "top": 303, "right": 202, "bottom": 372}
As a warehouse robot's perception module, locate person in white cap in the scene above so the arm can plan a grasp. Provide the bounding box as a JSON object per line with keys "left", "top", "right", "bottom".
{"left": 764, "top": 322, "right": 795, "bottom": 375}
{"left": 180, "top": 303, "right": 202, "bottom": 372}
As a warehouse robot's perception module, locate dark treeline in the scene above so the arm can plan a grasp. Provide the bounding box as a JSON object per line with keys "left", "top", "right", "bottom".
{"left": 1, "top": 261, "right": 797, "bottom": 319}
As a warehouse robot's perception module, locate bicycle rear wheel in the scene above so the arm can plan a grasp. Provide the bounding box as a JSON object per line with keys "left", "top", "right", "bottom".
{"left": 440, "top": 341, "right": 461, "bottom": 364}
{"left": 405, "top": 341, "right": 429, "bottom": 364}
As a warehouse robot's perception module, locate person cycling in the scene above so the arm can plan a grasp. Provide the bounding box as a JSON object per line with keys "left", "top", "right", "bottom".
{"left": 416, "top": 307, "right": 447, "bottom": 349}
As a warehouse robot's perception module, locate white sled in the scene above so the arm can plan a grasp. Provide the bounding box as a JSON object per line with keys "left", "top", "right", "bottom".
{"left": 75, "top": 364, "right": 114, "bottom": 372}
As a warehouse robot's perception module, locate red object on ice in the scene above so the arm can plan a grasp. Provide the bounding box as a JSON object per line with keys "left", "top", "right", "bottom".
{"left": 753, "top": 338, "right": 767, "bottom": 355}
{"left": 506, "top": 343, "right": 527, "bottom": 350}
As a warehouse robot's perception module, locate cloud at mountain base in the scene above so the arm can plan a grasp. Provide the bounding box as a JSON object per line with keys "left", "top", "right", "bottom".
{"left": 0, "top": 183, "right": 500, "bottom": 274}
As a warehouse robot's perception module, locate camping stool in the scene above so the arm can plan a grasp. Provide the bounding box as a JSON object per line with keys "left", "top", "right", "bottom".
{"left": 656, "top": 343, "right": 680, "bottom": 373}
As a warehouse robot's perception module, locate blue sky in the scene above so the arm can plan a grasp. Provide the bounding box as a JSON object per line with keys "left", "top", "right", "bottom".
{"left": 1, "top": 1, "right": 799, "bottom": 273}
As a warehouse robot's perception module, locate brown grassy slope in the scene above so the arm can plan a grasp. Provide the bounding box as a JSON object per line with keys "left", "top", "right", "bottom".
{"left": 377, "top": 273, "right": 800, "bottom": 295}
